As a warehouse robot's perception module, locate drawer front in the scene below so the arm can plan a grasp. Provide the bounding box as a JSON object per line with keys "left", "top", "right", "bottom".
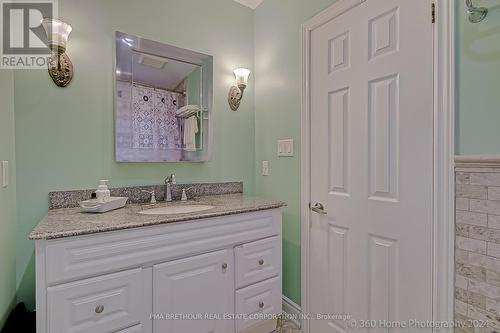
{"left": 45, "top": 209, "right": 282, "bottom": 285}
{"left": 235, "top": 276, "right": 282, "bottom": 332}
{"left": 47, "top": 268, "right": 150, "bottom": 333}
{"left": 235, "top": 236, "right": 281, "bottom": 288}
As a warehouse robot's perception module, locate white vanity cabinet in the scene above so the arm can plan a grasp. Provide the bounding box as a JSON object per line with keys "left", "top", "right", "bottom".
{"left": 35, "top": 208, "right": 282, "bottom": 333}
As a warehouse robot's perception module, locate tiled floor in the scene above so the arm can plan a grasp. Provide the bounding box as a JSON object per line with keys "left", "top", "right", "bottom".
{"left": 273, "top": 319, "right": 301, "bottom": 332}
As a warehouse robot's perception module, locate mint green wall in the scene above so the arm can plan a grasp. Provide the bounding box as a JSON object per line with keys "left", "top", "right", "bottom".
{"left": 456, "top": 0, "right": 500, "bottom": 154}
{"left": 254, "top": 0, "right": 336, "bottom": 305}
{"left": 0, "top": 70, "right": 16, "bottom": 326}
{"left": 14, "top": 0, "right": 255, "bottom": 308}
{"left": 186, "top": 66, "right": 204, "bottom": 147}
{"left": 187, "top": 67, "right": 202, "bottom": 105}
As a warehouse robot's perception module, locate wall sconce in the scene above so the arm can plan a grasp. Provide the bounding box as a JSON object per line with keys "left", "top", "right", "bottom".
{"left": 41, "top": 18, "right": 73, "bottom": 87}
{"left": 228, "top": 68, "right": 250, "bottom": 111}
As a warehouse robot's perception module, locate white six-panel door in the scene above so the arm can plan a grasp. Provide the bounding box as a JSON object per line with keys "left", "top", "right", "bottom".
{"left": 309, "top": 0, "right": 434, "bottom": 332}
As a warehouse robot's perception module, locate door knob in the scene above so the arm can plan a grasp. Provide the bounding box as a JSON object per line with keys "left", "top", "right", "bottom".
{"left": 311, "top": 202, "right": 327, "bottom": 215}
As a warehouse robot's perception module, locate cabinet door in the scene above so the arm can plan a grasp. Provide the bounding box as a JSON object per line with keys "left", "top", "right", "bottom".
{"left": 153, "top": 249, "right": 234, "bottom": 333}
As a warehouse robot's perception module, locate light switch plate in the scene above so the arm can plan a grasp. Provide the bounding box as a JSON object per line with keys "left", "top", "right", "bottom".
{"left": 262, "top": 161, "right": 269, "bottom": 176}
{"left": 2, "top": 161, "right": 8, "bottom": 188}
{"left": 278, "top": 139, "right": 294, "bottom": 157}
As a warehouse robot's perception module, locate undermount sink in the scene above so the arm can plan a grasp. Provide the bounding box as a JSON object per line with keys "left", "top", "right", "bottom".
{"left": 139, "top": 205, "right": 214, "bottom": 215}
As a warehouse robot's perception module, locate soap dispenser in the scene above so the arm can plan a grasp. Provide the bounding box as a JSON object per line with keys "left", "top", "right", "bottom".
{"left": 95, "top": 180, "right": 110, "bottom": 203}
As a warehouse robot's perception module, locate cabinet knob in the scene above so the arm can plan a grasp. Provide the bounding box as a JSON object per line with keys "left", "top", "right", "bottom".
{"left": 259, "top": 259, "right": 264, "bottom": 266}
{"left": 259, "top": 301, "right": 265, "bottom": 309}
{"left": 222, "top": 263, "right": 228, "bottom": 270}
{"left": 95, "top": 304, "right": 104, "bottom": 314}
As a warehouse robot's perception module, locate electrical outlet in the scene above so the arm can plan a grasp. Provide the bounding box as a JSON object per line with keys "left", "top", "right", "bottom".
{"left": 262, "top": 161, "right": 269, "bottom": 176}
{"left": 278, "top": 139, "right": 294, "bottom": 157}
{"left": 2, "top": 161, "right": 8, "bottom": 188}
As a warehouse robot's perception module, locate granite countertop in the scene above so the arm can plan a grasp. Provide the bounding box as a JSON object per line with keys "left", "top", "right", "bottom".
{"left": 29, "top": 194, "right": 286, "bottom": 240}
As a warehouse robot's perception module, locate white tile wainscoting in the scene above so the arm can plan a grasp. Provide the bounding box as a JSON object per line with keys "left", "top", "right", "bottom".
{"left": 455, "top": 156, "right": 500, "bottom": 332}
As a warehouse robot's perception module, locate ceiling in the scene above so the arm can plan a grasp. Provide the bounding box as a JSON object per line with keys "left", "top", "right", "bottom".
{"left": 115, "top": 31, "right": 211, "bottom": 90}
{"left": 234, "top": 0, "right": 265, "bottom": 9}
{"left": 131, "top": 53, "right": 199, "bottom": 91}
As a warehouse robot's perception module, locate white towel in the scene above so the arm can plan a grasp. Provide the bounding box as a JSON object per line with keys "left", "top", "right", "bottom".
{"left": 183, "top": 116, "right": 198, "bottom": 151}
{"left": 177, "top": 105, "right": 200, "bottom": 150}
{"left": 176, "top": 104, "right": 201, "bottom": 116}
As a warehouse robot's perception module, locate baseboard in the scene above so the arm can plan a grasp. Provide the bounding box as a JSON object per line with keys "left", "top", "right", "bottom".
{"left": 282, "top": 296, "right": 302, "bottom": 329}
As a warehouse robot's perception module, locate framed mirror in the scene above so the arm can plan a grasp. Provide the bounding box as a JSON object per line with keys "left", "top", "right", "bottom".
{"left": 115, "top": 32, "right": 213, "bottom": 162}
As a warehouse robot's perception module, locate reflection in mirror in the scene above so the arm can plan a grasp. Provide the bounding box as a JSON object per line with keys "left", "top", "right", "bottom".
{"left": 115, "top": 32, "right": 212, "bottom": 162}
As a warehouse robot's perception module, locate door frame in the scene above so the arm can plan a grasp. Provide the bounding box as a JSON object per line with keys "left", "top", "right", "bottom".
{"left": 300, "top": 0, "right": 456, "bottom": 332}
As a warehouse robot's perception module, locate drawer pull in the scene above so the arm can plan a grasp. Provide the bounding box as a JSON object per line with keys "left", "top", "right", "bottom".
{"left": 222, "top": 263, "right": 228, "bottom": 270}
{"left": 95, "top": 305, "right": 104, "bottom": 314}
{"left": 258, "top": 301, "right": 265, "bottom": 309}
{"left": 259, "top": 259, "right": 264, "bottom": 266}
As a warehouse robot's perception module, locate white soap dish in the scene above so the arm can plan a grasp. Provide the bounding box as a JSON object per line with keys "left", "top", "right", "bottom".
{"left": 79, "top": 197, "right": 129, "bottom": 213}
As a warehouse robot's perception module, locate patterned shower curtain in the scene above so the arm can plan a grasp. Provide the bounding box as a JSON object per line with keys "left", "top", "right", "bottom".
{"left": 131, "top": 83, "right": 184, "bottom": 150}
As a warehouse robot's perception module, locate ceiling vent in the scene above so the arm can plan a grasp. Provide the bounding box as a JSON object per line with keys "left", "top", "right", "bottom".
{"left": 138, "top": 53, "right": 169, "bottom": 69}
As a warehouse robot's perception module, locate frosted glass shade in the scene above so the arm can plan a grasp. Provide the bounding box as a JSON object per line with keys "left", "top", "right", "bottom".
{"left": 233, "top": 68, "right": 250, "bottom": 87}
{"left": 41, "top": 18, "right": 72, "bottom": 54}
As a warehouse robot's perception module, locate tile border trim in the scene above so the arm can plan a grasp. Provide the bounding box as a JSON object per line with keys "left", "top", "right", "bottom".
{"left": 456, "top": 155, "right": 500, "bottom": 170}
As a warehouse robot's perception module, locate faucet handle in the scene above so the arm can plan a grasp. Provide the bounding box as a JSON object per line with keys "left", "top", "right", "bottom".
{"left": 181, "top": 187, "right": 194, "bottom": 201}
{"left": 141, "top": 190, "right": 157, "bottom": 204}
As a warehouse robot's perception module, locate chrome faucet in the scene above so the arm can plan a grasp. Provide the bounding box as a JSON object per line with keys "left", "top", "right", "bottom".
{"left": 165, "top": 174, "right": 176, "bottom": 202}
